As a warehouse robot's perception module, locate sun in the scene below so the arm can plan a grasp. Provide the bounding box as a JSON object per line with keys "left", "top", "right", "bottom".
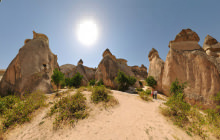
{"left": 76, "top": 19, "right": 99, "bottom": 46}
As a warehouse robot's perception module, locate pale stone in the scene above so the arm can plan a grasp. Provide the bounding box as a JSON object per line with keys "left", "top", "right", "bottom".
{"left": 148, "top": 48, "right": 164, "bottom": 92}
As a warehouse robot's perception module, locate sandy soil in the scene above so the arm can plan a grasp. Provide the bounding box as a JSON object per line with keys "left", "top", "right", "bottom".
{"left": 5, "top": 90, "right": 205, "bottom": 140}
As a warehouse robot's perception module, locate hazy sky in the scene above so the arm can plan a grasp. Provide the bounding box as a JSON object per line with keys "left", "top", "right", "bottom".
{"left": 0, "top": 0, "right": 220, "bottom": 69}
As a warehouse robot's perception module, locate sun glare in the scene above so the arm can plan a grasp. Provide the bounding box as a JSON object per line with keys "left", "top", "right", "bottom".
{"left": 77, "top": 19, "right": 99, "bottom": 46}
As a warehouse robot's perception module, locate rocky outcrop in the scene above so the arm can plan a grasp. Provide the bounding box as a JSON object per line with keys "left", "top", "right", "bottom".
{"left": 0, "top": 31, "right": 59, "bottom": 96}
{"left": 67, "top": 59, "right": 96, "bottom": 86}
{"left": 202, "top": 35, "right": 220, "bottom": 74}
{"left": 169, "top": 29, "right": 201, "bottom": 51}
{"left": 161, "top": 29, "right": 220, "bottom": 109}
{"left": 130, "top": 65, "right": 148, "bottom": 80}
{"left": 95, "top": 49, "right": 143, "bottom": 89}
{"left": 203, "top": 35, "right": 220, "bottom": 57}
{"left": 148, "top": 48, "right": 164, "bottom": 92}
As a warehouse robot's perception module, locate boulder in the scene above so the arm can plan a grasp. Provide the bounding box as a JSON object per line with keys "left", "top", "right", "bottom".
{"left": 95, "top": 49, "right": 141, "bottom": 89}
{"left": 0, "top": 31, "right": 59, "bottom": 96}
{"left": 161, "top": 29, "right": 220, "bottom": 109}
{"left": 148, "top": 48, "right": 164, "bottom": 92}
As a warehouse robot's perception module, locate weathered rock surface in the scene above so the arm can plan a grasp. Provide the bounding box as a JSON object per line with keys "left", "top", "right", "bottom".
{"left": 130, "top": 65, "right": 148, "bottom": 80}
{"left": 148, "top": 48, "right": 164, "bottom": 92}
{"left": 0, "top": 31, "right": 59, "bottom": 96}
{"left": 95, "top": 49, "right": 145, "bottom": 89}
{"left": 169, "top": 29, "right": 201, "bottom": 51}
{"left": 67, "top": 59, "right": 96, "bottom": 86}
{"left": 161, "top": 29, "right": 220, "bottom": 109}
{"left": 60, "top": 64, "right": 76, "bottom": 77}
{"left": 0, "top": 69, "right": 5, "bottom": 81}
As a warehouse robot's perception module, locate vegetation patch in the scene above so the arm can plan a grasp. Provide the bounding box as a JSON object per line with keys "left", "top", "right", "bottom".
{"left": 145, "top": 76, "right": 157, "bottom": 88}
{"left": 48, "top": 90, "right": 88, "bottom": 129}
{"left": 138, "top": 89, "right": 152, "bottom": 101}
{"left": 115, "top": 71, "right": 136, "bottom": 91}
{"left": 0, "top": 90, "right": 46, "bottom": 132}
{"left": 160, "top": 79, "right": 220, "bottom": 139}
{"left": 65, "top": 72, "right": 83, "bottom": 88}
{"left": 91, "top": 86, "right": 118, "bottom": 107}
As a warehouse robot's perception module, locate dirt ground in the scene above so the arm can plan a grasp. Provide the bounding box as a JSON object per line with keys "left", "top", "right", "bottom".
{"left": 4, "top": 89, "right": 209, "bottom": 140}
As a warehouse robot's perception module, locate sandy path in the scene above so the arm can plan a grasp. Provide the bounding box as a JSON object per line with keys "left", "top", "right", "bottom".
{"left": 5, "top": 90, "right": 200, "bottom": 140}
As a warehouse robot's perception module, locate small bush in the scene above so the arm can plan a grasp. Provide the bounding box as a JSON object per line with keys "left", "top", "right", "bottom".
{"left": 0, "top": 95, "right": 20, "bottom": 115}
{"left": 115, "top": 71, "right": 136, "bottom": 91}
{"left": 136, "top": 88, "right": 143, "bottom": 92}
{"left": 145, "top": 76, "right": 157, "bottom": 88}
{"left": 65, "top": 73, "right": 83, "bottom": 88}
{"left": 71, "top": 72, "right": 83, "bottom": 88}
{"left": 89, "top": 79, "right": 96, "bottom": 86}
{"left": 91, "top": 86, "right": 110, "bottom": 103}
{"left": 170, "top": 79, "right": 187, "bottom": 96}
{"left": 139, "top": 90, "right": 152, "bottom": 101}
{"left": 49, "top": 90, "right": 87, "bottom": 129}
{"left": 96, "top": 79, "right": 104, "bottom": 86}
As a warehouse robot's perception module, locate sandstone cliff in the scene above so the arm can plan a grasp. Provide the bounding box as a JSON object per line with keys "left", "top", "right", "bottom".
{"left": 161, "top": 29, "right": 220, "bottom": 109}
{"left": 0, "top": 31, "right": 59, "bottom": 96}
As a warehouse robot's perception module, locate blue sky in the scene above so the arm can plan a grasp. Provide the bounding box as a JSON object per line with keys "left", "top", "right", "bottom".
{"left": 0, "top": 0, "right": 220, "bottom": 69}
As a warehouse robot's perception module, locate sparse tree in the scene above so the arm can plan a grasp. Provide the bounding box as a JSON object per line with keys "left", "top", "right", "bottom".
{"left": 51, "top": 68, "right": 64, "bottom": 92}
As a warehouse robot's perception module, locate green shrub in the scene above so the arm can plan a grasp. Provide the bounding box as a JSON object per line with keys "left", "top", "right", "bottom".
{"left": 115, "top": 71, "right": 136, "bottom": 91}
{"left": 145, "top": 89, "right": 152, "bottom": 95}
{"left": 65, "top": 73, "right": 83, "bottom": 88}
{"left": 91, "top": 86, "right": 110, "bottom": 103}
{"left": 139, "top": 90, "right": 152, "bottom": 101}
{"left": 51, "top": 68, "right": 65, "bottom": 92}
{"left": 89, "top": 79, "right": 96, "bottom": 86}
{"left": 136, "top": 88, "right": 143, "bottom": 92}
{"left": 1, "top": 91, "right": 46, "bottom": 130}
{"left": 71, "top": 72, "right": 83, "bottom": 88}
{"left": 170, "top": 79, "right": 187, "bottom": 96}
{"left": 165, "top": 93, "right": 190, "bottom": 127}
{"left": 145, "top": 76, "right": 157, "bottom": 88}
{"left": 49, "top": 90, "right": 87, "bottom": 129}
{"left": 96, "top": 79, "right": 104, "bottom": 86}
{"left": 0, "top": 95, "right": 20, "bottom": 115}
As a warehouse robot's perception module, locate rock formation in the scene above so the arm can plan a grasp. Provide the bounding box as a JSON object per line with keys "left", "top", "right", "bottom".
{"left": 66, "top": 59, "right": 96, "bottom": 86}
{"left": 161, "top": 29, "right": 220, "bottom": 109}
{"left": 95, "top": 49, "right": 145, "bottom": 89}
{"left": 203, "top": 35, "right": 220, "bottom": 57}
{"left": 0, "top": 31, "right": 59, "bottom": 96}
{"left": 60, "top": 64, "right": 76, "bottom": 77}
{"left": 130, "top": 65, "right": 148, "bottom": 80}
{"left": 148, "top": 48, "right": 164, "bottom": 92}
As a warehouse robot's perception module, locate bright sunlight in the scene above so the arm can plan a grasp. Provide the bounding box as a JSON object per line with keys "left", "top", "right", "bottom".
{"left": 76, "top": 19, "right": 99, "bottom": 46}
